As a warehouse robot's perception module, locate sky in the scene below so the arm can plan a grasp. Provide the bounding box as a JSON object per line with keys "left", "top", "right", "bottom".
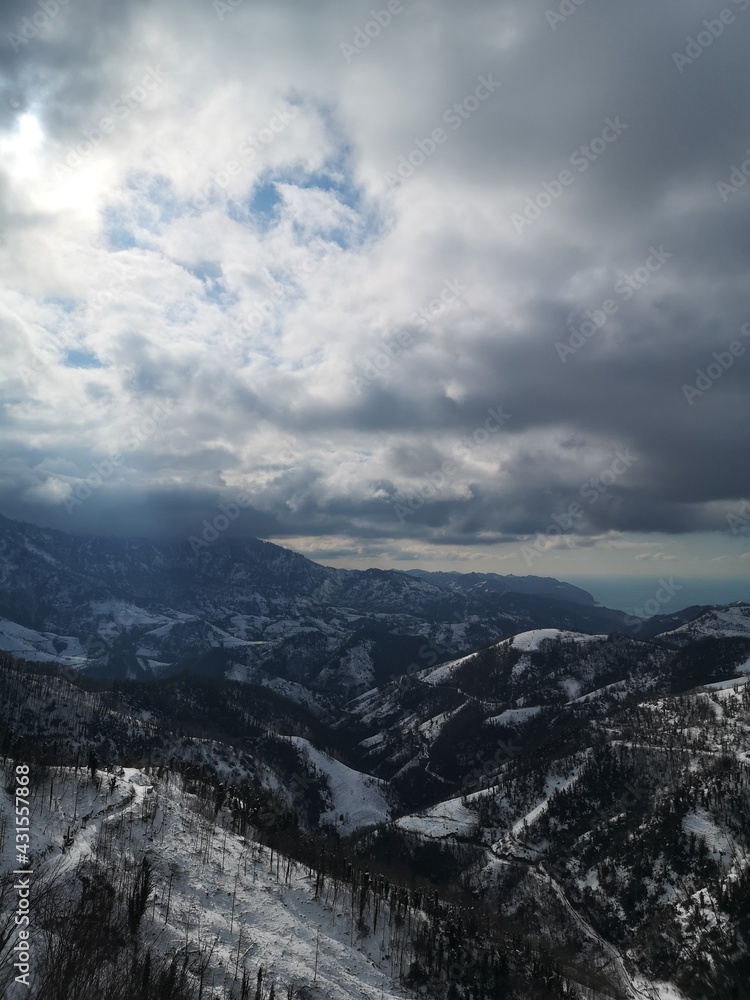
{"left": 1, "top": 0, "right": 749, "bottom": 599}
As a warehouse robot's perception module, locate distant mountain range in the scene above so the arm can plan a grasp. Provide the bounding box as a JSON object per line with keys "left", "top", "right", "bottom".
{"left": 0, "top": 513, "right": 652, "bottom": 691}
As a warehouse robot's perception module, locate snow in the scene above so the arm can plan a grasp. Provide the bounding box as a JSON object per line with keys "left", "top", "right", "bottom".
{"left": 89, "top": 600, "right": 176, "bottom": 628}
{"left": 419, "top": 629, "right": 605, "bottom": 687}
{"left": 263, "top": 618, "right": 325, "bottom": 636}
{"left": 658, "top": 605, "right": 750, "bottom": 642}
{"left": 704, "top": 675, "right": 750, "bottom": 692}
{"left": 359, "top": 732, "right": 386, "bottom": 750}
{"left": 0, "top": 764, "right": 411, "bottom": 1000}
{"left": 500, "top": 767, "right": 586, "bottom": 843}
{"left": 315, "top": 641, "right": 375, "bottom": 692}
{"left": 418, "top": 706, "right": 464, "bottom": 742}
{"left": 682, "top": 809, "right": 735, "bottom": 868}
{"left": 0, "top": 617, "right": 88, "bottom": 667}
{"left": 420, "top": 650, "right": 479, "bottom": 686}
{"left": 290, "top": 737, "right": 390, "bottom": 835}
{"left": 582, "top": 868, "right": 600, "bottom": 890}
{"left": 22, "top": 541, "right": 65, "bottom": 567}
{"left": 136, "top": 657, "right": 175, "bottom": 675}
{"left": 227, "top": 613, "right": 269, "bottom": 637}
{"left": 506, "top": 630, "right": 606, "bottom": 683}
{"left": 396, "top": 795, "right": 478, "bottom": 840}
{"left": 226, "top": 665, "right": 329, "bottom": 714}
{"left": 568, "top": 679, "right": 629, "bottom": 705}
{"left": 702, "top": 657, "right": 750, "bottom": 691}
{"left": 653, "top": 985, "right": 690, "bottom": 1000}
{"left": 510, "top": 628, "right": 605, "bottom": 651}
{"left": 488, "top": 706, "right": 542, "bottom": 726}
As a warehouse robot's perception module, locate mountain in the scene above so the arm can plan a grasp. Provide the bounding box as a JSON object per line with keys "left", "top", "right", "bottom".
{"left": 653, "top": 603, "right": 750, "bottom": 645}
{"left": 0, "top": 514, "right": 639, "bottom": 691}
{"left": 2, "top": 596, "right": 750, "bottom": 997}
{"left": 2, "top": 512, "right": 749, "bottom": 998}
{"left": 405, "top": 568, "right": 597, "bottom": 606}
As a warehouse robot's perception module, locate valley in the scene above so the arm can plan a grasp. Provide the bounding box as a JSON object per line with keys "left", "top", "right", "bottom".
{"left": 1, "top": 517, "right": 749, "bottom": 998}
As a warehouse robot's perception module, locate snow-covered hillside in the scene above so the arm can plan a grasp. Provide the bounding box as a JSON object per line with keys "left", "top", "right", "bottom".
{"left": 656, "top": 604, "right": 750, "bottom": 643}
{"left": 290, "top": 737, "right": 391, "bottom": 835}
{"left": 0, "top": 763, "right": 409, "bottom": 1000}
{"left": 1, "top": 565, "right": 749, "bottom": 998}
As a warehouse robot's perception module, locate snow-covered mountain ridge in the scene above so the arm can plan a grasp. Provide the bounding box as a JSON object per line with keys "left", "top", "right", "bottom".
{"left": 0, "top": 514, "right": 638, "bottom": 691}
{"left": 1, "top": 512, "right": 749, "bottom": 997}
{"left": 2, "top": 596, "right": 750, "bottom": 997}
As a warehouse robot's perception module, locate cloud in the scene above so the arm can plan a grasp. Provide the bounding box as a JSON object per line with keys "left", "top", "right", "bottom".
{"left": 0, "top": 0, "right": 749, "bottom": 576}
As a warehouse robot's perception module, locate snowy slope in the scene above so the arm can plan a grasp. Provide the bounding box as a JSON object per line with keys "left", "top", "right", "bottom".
{"left": 0, "top": 617, "right": 88, "bottom": 666}
{"left": 420, "top": 628, "right": 605, "bottom": 687}
{"left": 0, "top": 764, "right": 411, "bottom": 1000}
{"left": 657, "top": 604, "right": 750, "bottom": 642}
{"left": 396, "top": 795, "right": 478, "bottom": 840}
{"left": 487, "top": 705, "right": 543, "bottom": 726}
{"left": 419, "top": 650, "right": 480, "bottom": 687}
{"left": 290, "top": 737, "right": 391, "bottom": 834}
{"left": 509, "top": 628, "right": 606, "bottom": 651}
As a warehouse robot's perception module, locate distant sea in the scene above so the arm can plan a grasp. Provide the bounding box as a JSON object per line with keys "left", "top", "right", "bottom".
{"left": 566, "top": 577, "right": 750, "bottom": 615}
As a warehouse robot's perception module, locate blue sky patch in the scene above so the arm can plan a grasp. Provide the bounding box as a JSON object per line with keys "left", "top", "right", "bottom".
{"left": 64, "top": 350, "right": 103, "bottom": 369}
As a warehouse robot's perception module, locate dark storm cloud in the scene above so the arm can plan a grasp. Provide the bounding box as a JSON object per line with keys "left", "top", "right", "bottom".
{"left": 0, "top": 0, "right": 748, "bottom": 569}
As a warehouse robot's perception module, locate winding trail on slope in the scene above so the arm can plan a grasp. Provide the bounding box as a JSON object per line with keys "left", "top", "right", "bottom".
{"left": 490, "top": 831, "right": 658, "bottom": 1000}
{"left": 534, "top": 861, "right": 659, "bottom": 1000}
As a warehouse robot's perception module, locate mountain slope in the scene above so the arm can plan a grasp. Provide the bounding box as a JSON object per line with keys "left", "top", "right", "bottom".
{"left": 0, "top": 650, "right": 625, "bottom": 1000}
{"left": 0, "top": 515, "right": 637, "bottom": 688}
{"left": 406, "top": 569, "right": 597, "bottom": 606}
{"left": 3, "top": 598, "right": 750, "bottom": 998}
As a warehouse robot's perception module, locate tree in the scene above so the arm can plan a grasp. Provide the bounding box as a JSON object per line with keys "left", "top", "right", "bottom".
{"left": 128, "top": 857, "right": 153, "bottom": 935}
